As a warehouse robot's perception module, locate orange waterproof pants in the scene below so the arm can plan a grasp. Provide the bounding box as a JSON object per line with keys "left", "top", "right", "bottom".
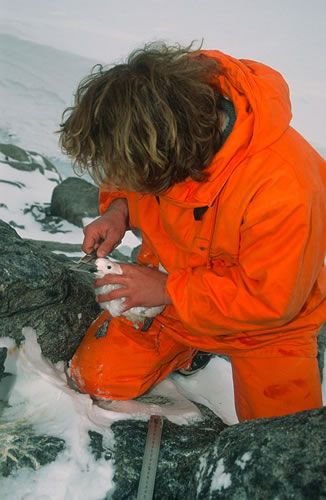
{"left": 70, "top": 312, "right": 194, "bottom": 400}
{"left": 231, "top": 356, "right": 322, "bottom": 420}
{"left": 70, "top": 312, "right": 323, "bottom": 421}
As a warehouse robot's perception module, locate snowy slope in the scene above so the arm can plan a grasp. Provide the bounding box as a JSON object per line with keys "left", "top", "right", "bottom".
{"left": 0, "top": 33, "right": 96, "bottom": 177}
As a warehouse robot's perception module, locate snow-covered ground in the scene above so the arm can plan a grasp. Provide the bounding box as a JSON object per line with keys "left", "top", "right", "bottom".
{"left": 0, "top": 1, "right": 325, "bottom": 498}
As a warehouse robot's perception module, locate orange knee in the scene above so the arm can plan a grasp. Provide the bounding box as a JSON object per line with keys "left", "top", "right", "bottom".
{"left": 231, "top": 355, "right": 323, "bottom": 421}
{"left": 69, "top": 312, "right": 193, "bottom": 400}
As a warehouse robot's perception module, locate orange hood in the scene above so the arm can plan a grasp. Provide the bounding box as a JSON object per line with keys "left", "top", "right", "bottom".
{"left": 161, "top": 50, "right": 292, "bottom": 207}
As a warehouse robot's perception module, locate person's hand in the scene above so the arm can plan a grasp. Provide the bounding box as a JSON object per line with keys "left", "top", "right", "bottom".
{"left": 94, "top": 264, "right": 172, "bottom": 310}
{"left": 82, "top": 198, "right": 129, "bottom": 257}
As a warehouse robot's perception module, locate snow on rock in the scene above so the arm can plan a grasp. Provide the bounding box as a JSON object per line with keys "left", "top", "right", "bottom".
{"left": 0, "top": 330, "right": 115, "bottom": 499}
{"left": 235, "top": 451, "right": 252, "bottom": 470}
{"left": 0, "top": 144, "right": 83, "bottom": 243}
{"left": 210, "top": 458, "right": 232, "bottom": 492}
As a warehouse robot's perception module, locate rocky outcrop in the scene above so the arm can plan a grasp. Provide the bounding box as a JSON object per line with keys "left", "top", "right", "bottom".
{"left": 108, "top": 405, "right": 326, "bottom": 499}
{"left": 318, "top": 324, "right": 326, "bottom": 380}
{"left": 0, "top": 220, "right": 99, "bottom": 362}
{"left": 50, "top": 177, "right": 99, "bottom": 227}
{"left": 0, "top": 143, "right": 62, "bottom": 180}
{"left": 0, "top": 348, "right": 6, "bottom": 382}
{"left": 0, "top": 419, "right": 65, "bottom": 478}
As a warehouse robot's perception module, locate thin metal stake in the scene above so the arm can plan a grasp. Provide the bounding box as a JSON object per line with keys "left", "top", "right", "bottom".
{"left": 136, "top": 415, "right": 164, "bottom": 500}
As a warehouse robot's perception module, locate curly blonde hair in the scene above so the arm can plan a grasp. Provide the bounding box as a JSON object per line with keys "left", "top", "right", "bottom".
{"left": 59, "top": 42, "right": 224, "bottom": 193}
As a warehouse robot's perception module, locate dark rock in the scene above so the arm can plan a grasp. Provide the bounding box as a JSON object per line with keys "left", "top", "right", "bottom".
{"left": 197, "top": 407, "right": 326, "bottom": 500}
{"left": 0, "top": 143, "right": 29, "bottom": 162}
{"left": 0, "top": 143, "right": 62, "bottom": 182}
{"left": 0, "top": 219, "right": 100, "bottom": 362}
{"left": 7, "top": 160, "right": 45, "bottom": 173}
{"left": 0, "top": 419, "right": 65, "bottom": 477}
{"left": 23, "top": 203, "right": 73, "bottom": 234}
{"left": 0, "top": 179, "right": 25, "bottom": 188}
{"left": 0, "top": 348, "right": 7, "bottom": 382}
{"left": 88, "top": 430, "right": 113, "bottom": 461}
{"left": 8, "top": 220, "right": 25, "bottom": 229}
{"left": 51, "top": 177, "right": 99, "bottom": 227}
{"left": 109, "top": 406, "right": 326, "bottom": 500}
{"left": 0, "top": 220, "right": 67, "bottom": 317}
{"left": 131, "top": 244, "right": 141, "bottom": 263}
{"left": 110, "top": 404, "right": 226, "bottom": 500}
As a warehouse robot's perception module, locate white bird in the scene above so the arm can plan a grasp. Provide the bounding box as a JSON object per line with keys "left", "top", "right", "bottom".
{"left": 94, "top": 258, "right": 165, "bottom": 326}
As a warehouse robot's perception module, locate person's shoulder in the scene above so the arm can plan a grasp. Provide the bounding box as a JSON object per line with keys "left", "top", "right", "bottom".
{"left": 267, "top": 127, "right": 325, "bottom": 193}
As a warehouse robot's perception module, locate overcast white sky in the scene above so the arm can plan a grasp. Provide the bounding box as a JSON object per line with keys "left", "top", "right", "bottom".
{"left": 0, "top": 0, "right": 325, "bottom": 150}
{"left": 1, "top": 0, "right": 325, "bottom": 67}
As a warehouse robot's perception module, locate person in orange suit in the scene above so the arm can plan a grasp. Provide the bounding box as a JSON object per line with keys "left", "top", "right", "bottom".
{"left": 60, "top": 43, "right": 326, "bottom": 421}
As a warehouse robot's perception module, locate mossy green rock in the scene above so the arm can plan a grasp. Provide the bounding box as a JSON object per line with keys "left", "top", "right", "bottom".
{"left": 109, "top": 407, "right": 326, "bottom": 499}
{"left": 88, "top": 430, "right": 112, "bottom": 461}
{"left": 51, "top": 177, "right": 99, "bottom": 227}
{"left": 317, "top": 324, "right": 326, "bottom": 380}
{"left": 0, "top": 143, "right": 62, "bottom": 180}
{"left": 0, "top": 420, "right": 65, "bottom": 478}
{"left": 0, "top": 219, "right": 100, "bottom": 362}
{"left": 0, "top": 143, "right": 29, "bottom": 162}
{"left": 0, "top": 348, "right": 7, "bottom": 382}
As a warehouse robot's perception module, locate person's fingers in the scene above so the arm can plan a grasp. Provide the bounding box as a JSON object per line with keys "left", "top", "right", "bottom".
{"left": 96, "top": 287, "right": 127, "bottom": 302}
{"left": 96, "top": 236, "right": 117, "bottom": 257}
{"left": 82, "top": 221, "right": 104, "bottom": 253}
{"left": 94, "top": 275, "right": 127, "bottom": 287}
{"left": 82, "top": 234, "right": 98, "bottom": 254}
{"left": 119, "top": 297, "right": 137, "bottom": 312}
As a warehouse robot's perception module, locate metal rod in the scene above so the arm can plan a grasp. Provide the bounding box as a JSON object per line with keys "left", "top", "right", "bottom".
{"left": 136, "top": 415, "right": 164, "bottom": 500}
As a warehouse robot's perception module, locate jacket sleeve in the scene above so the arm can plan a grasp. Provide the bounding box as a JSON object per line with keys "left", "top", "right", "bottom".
{"left": 99, "top": 187, "right": 128, "bottom": 215}
{"left": 166, "top": 183, "right": 326, "bottom": 336}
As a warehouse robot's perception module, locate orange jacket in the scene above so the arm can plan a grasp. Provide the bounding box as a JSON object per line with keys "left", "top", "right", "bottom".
{"left": 99, "top": 50, "right": 326, "bottom": 357}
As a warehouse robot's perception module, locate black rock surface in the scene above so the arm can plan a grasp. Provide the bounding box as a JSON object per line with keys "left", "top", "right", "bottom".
{"left": 0, "top": 219, "right": 100, "bottom": 362}
{"left": 0, "top": 348, "right": 7, "bottom": 382}
{"left": 51, "top": 177, "right": 99, "bottom": 227}
{"left": 109, "top": 406, "right": 326, "bottom": 500}
{"left": 0, "top": 143, "right": 62, "bottom": 179}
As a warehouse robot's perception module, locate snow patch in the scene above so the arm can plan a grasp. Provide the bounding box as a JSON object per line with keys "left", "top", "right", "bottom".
{"left": 210, "top": 458, "right": 232, "bottom": 492}
{"left": 172, "top": 356, "right": 238, "bottom": 425}
{"left": 235, "top": 451, "right": 252, "bottom": 470}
